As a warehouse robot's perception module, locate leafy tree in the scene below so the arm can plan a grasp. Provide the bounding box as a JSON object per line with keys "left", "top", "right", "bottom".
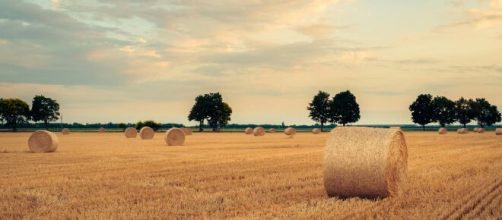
{"left": 188, "top": 92, "right": 232, "bottom": 132}
{"left": 455, "top": 97, "right": 475, "bottom": 128}
{"left": 329, "top": 90, "right": 360, "bottom": 126}
{"left": 409, "top": 94, "right": 434, "bottom": 131}
{"left": 470, "top": 98, "right": 501, "bottom": 128}
{"left": 208, "top": 101, "right": 232, "bottom": 131}
{"left": 188, "top": 94, "right": 210, "bottom": 132}
{"left": 136, "top": 120, "right": 161, "bottom": 131}
{"left": 0, "top": 98, "right": 30, "bottom": 132}
{"left": 30, "top": 95, "right": 60, "bottom": 129}
{"left": 307, "top": 91, "right": 330, "bottom": 131}
{"left": 431, "top": 96, "right": 456, "bottom": 127}
{"left": 118, "top": 123, "right": 127, "bottom": 131}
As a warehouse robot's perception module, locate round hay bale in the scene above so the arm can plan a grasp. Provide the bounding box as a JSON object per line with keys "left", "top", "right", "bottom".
{"left": 28, "top": 130, "right": 59, "bottom": 153}
{"left": 438, "top": 127, "right": 447, "bottom": 134}
{"left": 284, "top": 127, "right": 296, "bottom": 136}
{"left": 165, "top": 128, "right": 185, "bottom": 146}
{"left": 268, "top": 128, "right": 276, "bottom": 133}
{"left": 496, "top": 128, "right": 502, "bottom": 135}
{"left": 245, "top": 127, "right": 253, "bottom": 135}
{"left": 253, "top": 127, "right": 265, "bottom": 136}
{"left": 183, "top": 128, "right": 193, "bottom": 136}
{"left": 98, "top": 127, "right": 105, "bottom": 133}
{"left": 477, "top": 128, "right": 485, "bottom": 133}
{"left": 124, "top": 127, "right": 137, "bottom": 138}
{"left": 139, "top": 126, "right": 155, "bottom": 139}
{"left": 62, "top": 128, "right": 70, "bottom": 135}
{"left": 324, "top": 127, "right": 407, "bottom": 198}
{"left": 457, "top": 128, "right": 469, "bottom": 134}
{"left": 312, "top": 128, "right": 321, "bottom": 134}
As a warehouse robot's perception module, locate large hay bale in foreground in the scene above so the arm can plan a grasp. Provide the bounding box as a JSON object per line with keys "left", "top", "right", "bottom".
{"left": 28, "top": 130, "right": 59, "bottom": 153}
{"left": 457, "top": 128, "right": 469, "bottom": 134}
{"left": 496, "top": 128, "right": 502, "bottom": 135}
{"left": 124, "top": 127, "right": 137, "bottom": 138}
{"left": 62, "top": 128, "right": 70, "bottom": 135}
{"left": 438, "top": 127, "right": 447, "bottom": 134}
{"left": 165, "top": 128, "right": 185, "bottom": 146}
{"left": 324, "top": 127, "right": 408, "bottom": 198}
{"left": 139, "top": 126, "right": 155, "bottom": 139}
{"left": 312, "top": 128, "right": 321, "bottom": 134}
{"left": 268, "top": 128, "right": 276, "bottom": 133}
{"left": 284, "top": 127, "right": 296, "bottom": 136}
{"left": 182, "top": 128, "right": 193, "bottom": 136}
{"left": 253, "top": 127, "right": 265, "bottom": 136}
{"left": 245, "top": 127, "right": 253, "bottom": 135}
{"left": 98, "top": 127, "right": 105, "bottom": 133}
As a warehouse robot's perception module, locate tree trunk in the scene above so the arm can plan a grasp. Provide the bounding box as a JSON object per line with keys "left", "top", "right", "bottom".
{"left": 320, "top": 122, "right": 324, "bottom": 132}
{"left": 422, "top": 125, "right": 425, "bottom": 131}
{"left": 45, "top": 120, "right": 48, "bottom": 130}
{"left": 198, "top": 121, "right": 203, "bottom": 132}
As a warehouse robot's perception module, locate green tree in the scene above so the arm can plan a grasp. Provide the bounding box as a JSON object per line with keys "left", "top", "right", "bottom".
{"left": 409, "top": 94, "right": 434, "bottom": 131}
{"left": 30, "top": 95, "right": 60, "bottom": 129}
{"left": 307, "top": 91, "right": 330, "bottom": 131}
{"left": 455, "top": 97, "right": 475, "bottom": 128}
{"left": 118, "top": 123, "right": 127, "bottom": 131}
{"left": 188, "top": 94, "right": 210, "bottom": 132}
{"left": 208, "top": 102, "right": 232, "bottom": 131}
{"left": 0, "top": 98, "right": 30, "bottom": 132}
{"left": 136, "top": 120, "right": 161, "bottom": 131}
{"left": 431, "top": 96, "right": 456, "bottom": 128}
{"left": 329, "top": 90, "right": 360, "bottom": 126}
{"left": 188, "top": 92, "right": 232, "bottom": 132}
{"left": 470, "top": 98, "right": 501, "bottom": 128}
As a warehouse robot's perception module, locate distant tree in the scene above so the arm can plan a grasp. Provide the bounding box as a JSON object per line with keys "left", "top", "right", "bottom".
{"left": 409, "top": 94, "right": 434, "bottom": 131}
{"left": 188, "top": 94, "right": 210, "bottom": 132}
{"left": 188, "top": 92, "right": 232, "bottom": 132}
{"left": 0, "top": 98, "right": 30, "bottom": 132}
{"left": 208, "top": 101, "right": 232, "bottom": 131}
{"left": 329, "top": 90, "right": 360, "bottom": 126}
{"left": 455, "top": 97, "right": 475, "bottom": 128}
{"left": 118, "top": 123, "right": 127, "bottom": 131}
{"left": 30, "top": 95, "right": 60, "bottom": 129}
{"left": 431, "top": 96, "right": 456, "bottom": 128}
{"left": 136, "top": 120, "right": 161, "bottom": 131}
{"left": 470, "top": 98, "right": 501, "bottom": 128}
{"left": 281, "top": 121, "right": 285, "bottom": 129}
{"left": 307, "top": 91, "right": 330, "bottom": 131}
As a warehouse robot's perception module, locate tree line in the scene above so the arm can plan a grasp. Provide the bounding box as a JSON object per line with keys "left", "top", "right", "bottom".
{"left": 307, "top": 90, "right": 361, "bottom": 131}
{"left": 409, "top": 94, "right": 501, "bottom": 130}
{"left": 0, "top": 95, "right": 60, "bottom": 131}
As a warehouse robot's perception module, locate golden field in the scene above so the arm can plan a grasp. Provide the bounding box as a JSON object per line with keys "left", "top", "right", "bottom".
{"left": 0, "top": 131, "right": 501, "bottom": 219}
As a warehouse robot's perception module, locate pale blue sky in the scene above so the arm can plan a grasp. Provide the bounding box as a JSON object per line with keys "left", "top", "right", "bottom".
{"left": 0, "top": 0, "right": 501, "bottom": 125}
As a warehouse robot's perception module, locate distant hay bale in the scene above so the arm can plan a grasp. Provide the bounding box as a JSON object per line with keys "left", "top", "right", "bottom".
{"left": 28, "top": 130, "right": 59, "bottom": 153}
{"left": 245, "top": 127, "right": 253, "bottom": 135}
{"left": 457, "top": 128, "right": 469, "bottom": 134}
{"left": 165, "top": 128, "right": 185, "bottom": 146}
{"left": 312, "top": 128, "right": 321, "bottom": 134}
{"left": 268, "top": 128, "right": 276, "bottom": 133}
{"left": 62, "top": 128, "right": 70, "bottom": 135}
{"left": 182, "top": 128, "right": 193, "bottom": 136}
{"left": 98, "top": 127, "right": 105, "bottom": 133}
{"left": 124, "top": 127, "right": 137, "bottom": 138}
{"left": 253, "top": 127, "right": 265, "bottom": 136}
{"left": 324, "top": 127, "right": 408, "bottom": 198}
{"left": 438, "top": 128, "right": 447, "bottom": 134}
{"left": 284, "top": 127, "right": 296, "bottom": 136}
{"left": 139, "top": 126, "right": 155, "bottom": 139}
{"left": 495, "top": 128, "right": 502, "bottom": 135}
{"left": 476, "top": 128, "right": 485, "bottom": 133}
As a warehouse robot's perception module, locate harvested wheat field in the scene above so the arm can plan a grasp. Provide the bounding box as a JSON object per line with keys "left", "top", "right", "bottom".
{"left": 0, "top": 132, "right": 501, "bottom": 219}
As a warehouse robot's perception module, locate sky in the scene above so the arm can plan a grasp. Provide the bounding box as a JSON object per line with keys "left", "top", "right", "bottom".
{"left": 0, "top": 0, "right": 501, "bottom": 125}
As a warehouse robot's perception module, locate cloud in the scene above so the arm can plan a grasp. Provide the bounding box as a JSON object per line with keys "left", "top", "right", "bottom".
{"left": 436, "top": 0, "right": 502, "bottom": 31}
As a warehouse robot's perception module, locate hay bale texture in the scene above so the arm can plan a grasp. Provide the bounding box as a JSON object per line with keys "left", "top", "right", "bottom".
{"left": 438, "top": 128, "right": 447, "bottom": 134}
{"left": 124, "top": 127, "right": 137, "bottom": 138}
{"left": 183, "top": 128, "right": 193, "bottom": 136}
{"left": 245, "top": 128, "right": 253, "bottom": 135}
{"left": 284, "top": 127, "right": 296, "bottom": 136}
{"left": 62, "top": 128, "right": 70, "bottom": 135}
{"left": 312, "top": 128, "right": 321, "bottom": 134}
{"left": 457, "top": 128, "right": 469, "bottom": 134}
{"left": 324, "top": 127, "right": 408, "bottom": 198}
{"left": 139, "top": 126, "right": 155, "bottom": 139}
{"left": 28, "top": 130, "right": 59, "bottom": 153}
{"left": 98, "top": 127, "right": 105, "bottom": 133}
{"left": 165, "top": 128, "right": 185, "bottom": 146}
{"left": 476, "top": 128, "right": 485, "bottom": 133}
{"left": 496, "top": 128, "right": 502, "bottom": 135}
{"left": 268, "top": 128, "right": 276, "bottom": 133}
{"left": 253, "top": 127, "right": 265, "bottom": 136}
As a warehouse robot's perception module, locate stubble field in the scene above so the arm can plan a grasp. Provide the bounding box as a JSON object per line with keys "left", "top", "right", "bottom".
{"left": 0, "top": 131, "right": 501, "bottom": 219}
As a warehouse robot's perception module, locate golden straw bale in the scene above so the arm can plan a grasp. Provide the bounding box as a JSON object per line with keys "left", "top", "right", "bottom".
{"left": 495, "top": 128, "right": 502, "bottom": 135}
{"left": 268, "top": 128, "right": 276, "bottom": 133}
{"left": 457, "top": 128, "right": 469, "bottom": 134}
{"left": 182, "top": 128, "right": 193, "bottom": 136}
{"left": 284, "top": 127, "right": 296, "bottom": 136}
{"left": 28, "top": 130, "right": 59, "bottom": 153}
{"left": 165, "top": 128, "right": 185, "bottom": 146}
{"left": 98, "top": 127, "right": 105, "bottom": 133}
{"left": 438, "top": 128, "right": 447, "bottom": 134}
{"left": 139, "top": 126, "right": 155, "bottom": 139}
{"left": 253, "top": 127, "right": 265, "bottom": 136}
{"left": 245, "top": 128, "right": 253, "bottom": 135}
{"left": 62, "top": 128, "right": 70, "bottom": 135}
{"left": 312, "top": 128, "right": 321, "bottom": 134}
{"left": 124, "top": 127, "right": 137, "bottom": 138}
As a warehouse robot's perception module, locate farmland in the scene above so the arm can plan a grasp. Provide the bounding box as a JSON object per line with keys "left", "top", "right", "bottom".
{"left": 0, "top": 132, "right": 501, "bottom": 219}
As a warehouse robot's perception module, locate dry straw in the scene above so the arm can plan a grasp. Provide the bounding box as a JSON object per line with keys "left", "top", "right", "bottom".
{"left": 253, "top": 127, "right": 265, "bottom": 136}
{"left": 165, "top": 128, "right": 185, "bottom": 146}
{"left": 28, "top": 130, "right": 59, "bottom": 153}
{"left": 438, "top": 127, "right": 447, "bottom": 134}
{"left": 324, "top": 127, "right": 408, "bottom": 198}
{"left": 139, "top": 126, "right": 155, "bottom": 139}
{"left": 245, "top": 127, "right": 253, "bottom": 135}
{"left": 268, "top": 128, "right": 276, "bottom": 133}
{"left": 98, "top": 127, "right": 105, "bottom": 133}
{"left": 476, "top": 128, "right": 485, "bottom": 133}
{"left": 312, "top": 128, "right": 321, "bottom": 134}
{"left": 62, "top": 128, "right": 70, "bottom": 135}
{"left": 457, "top": 128, "right": 469, "bottom": 134}
{"left": 284, "top": 127, "right": 296, "bottom": 136}
{"left": 496, "top": 128, "right": 502, "bottom": 135}
{"left": 183, "top": 128, "right": 193, "bottom": 136}
{"left": 124, "top": 127, "right": 137, "bottom": 138}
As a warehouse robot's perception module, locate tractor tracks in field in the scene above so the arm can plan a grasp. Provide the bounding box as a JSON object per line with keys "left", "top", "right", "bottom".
{"left": 440, "top": 179, "right": 501, "bottom": 220}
